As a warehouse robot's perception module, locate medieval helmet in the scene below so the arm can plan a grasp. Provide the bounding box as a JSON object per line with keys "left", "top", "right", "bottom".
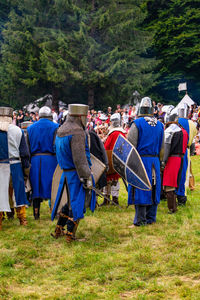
{"left": 0, "top": 106, "right": 13, "bottom": 117}
{"left": 110, "top": 113, "right": 120, "bottom": 127}
{"left": 137, "top": 97, "right": 154, "bottom": 117}
{"left": 166, "top": 107, "right": 178, "bottom": 122}
{"left": 178, "top": 103, "right": 189, "bottom": 119}
{"left": 68, "top": 104, "right": 89, "bottom": 127}
{"left": 39, "top": 106, "right": 52, "bottom": 119}
{"left": 164, "top": 105, "right": 175, "bottom": 123}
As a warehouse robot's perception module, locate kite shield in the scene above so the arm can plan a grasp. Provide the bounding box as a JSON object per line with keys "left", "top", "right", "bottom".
{"left": 51, "top": 165, "right": 67, "bottom": 214}
{"left": 112, "top": 135, "right": 151, "bottom": 191}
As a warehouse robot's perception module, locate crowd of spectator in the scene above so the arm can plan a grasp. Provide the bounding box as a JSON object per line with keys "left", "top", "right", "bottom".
{"left": 13, "top": 101, "right": 200, "bottom": 155}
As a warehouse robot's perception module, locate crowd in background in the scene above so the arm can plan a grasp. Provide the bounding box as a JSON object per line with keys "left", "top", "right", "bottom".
{"left": 13, "top": 101, "right": 200, "bottom": 155}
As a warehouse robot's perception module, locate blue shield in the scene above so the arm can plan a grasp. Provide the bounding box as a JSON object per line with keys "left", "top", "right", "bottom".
{"left": 112, "top": 135, "right": 151, "bottom": 191}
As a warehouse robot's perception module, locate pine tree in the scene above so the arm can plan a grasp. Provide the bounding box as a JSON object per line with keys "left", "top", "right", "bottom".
{"left": 145, "top": 0, "right": 200, "bottom": 102}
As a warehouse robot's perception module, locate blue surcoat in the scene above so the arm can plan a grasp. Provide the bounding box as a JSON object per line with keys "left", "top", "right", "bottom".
{"left": 128, "top": 118, "right": 164, "bottom": 205}
{"left": 27, "top": 119, "right": 59, "bottom": 199}
{"left": 176, "top": 118, "right": 189, "bottom": 196}
{"left": 51, "top": 134, "right": 96, "bottom": 221}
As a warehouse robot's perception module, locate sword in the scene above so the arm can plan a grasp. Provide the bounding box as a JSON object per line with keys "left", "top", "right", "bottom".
{"left": 85, "top": 185, "right": 122, "bottom": 208}
{"left": 122, "top": 177, "right": 128, "bottom": 192}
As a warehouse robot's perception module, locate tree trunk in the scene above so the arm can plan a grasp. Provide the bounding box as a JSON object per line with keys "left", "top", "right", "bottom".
{"left": 88, "top": 88, "right": 94, "bottom": 108}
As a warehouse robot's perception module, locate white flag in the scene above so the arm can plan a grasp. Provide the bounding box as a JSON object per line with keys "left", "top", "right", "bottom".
{"left": 178, "top": 82, "right": 187, "bottom": 92}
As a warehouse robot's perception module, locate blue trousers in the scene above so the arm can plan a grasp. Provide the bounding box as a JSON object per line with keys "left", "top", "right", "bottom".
{"left": 133, "top": 184, "right": 157, "bottom": 226}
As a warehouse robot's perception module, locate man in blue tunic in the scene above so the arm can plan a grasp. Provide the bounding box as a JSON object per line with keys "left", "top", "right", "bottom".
{"left": 51, "top": 104, "right": 96, "bottom": 243}
{"left": 27, "top": 106, "right": 59, "bottom": 219}
{"left": 128, "top": 97, "right": 164, "bottom": 226}
{"left": 176, "top": 104, "right": 197, "bottom": 205}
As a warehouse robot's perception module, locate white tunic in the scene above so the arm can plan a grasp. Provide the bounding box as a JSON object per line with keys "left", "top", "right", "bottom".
{"left": 0, "top": 124, "right": 22, "bottom": 211}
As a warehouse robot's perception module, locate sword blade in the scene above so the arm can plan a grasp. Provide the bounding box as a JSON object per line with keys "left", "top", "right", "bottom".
{"left": 91, "top": 186, "right": 122, "bottom": 208}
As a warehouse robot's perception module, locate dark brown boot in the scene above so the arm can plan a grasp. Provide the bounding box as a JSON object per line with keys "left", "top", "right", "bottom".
{"left": 6, "top": 208, "right": 15, "bottom": 220}
{"left": 100, "top": 196, "right": 110, "bottom": 206}
{"left": 72, "top": 220, "right": 79, "bottom": 240}
{"left": 112, "top": 196, "right": 119, "bottom": 205}
{"left": 66, "top": 231, "right": 73, "bottom": 243}
{"left": 51, "top": 225, "right": 65, "bottom": 239}
{"left": 166, "top": 191, "right": 177, "bottom": 213}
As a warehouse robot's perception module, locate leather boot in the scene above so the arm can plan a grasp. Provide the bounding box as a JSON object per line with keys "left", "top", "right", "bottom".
{"left": 0, "top": 212, "right": 3, "bottom": 230}
{"left": 66, "top": 231, "right": 73, "bottom": 243}
{"left": 6, "top": 208, "right": 15, "bottom": 220}
{"left": 72, "top": 220, "right": 79, "bottom": 239}
{"left": 177, "top": 195, "right": 187, "bottom": 206}
{"left": 51, "top": 225, "right": 65, "bottom": 239}
{"left": 112, "top": 196, "right": 119, "bottom": 205}
{"left": 166, "top": 191, "right": 177, "bottom": 213}
{"left": 189, "top": 175, "right": 195, "bottom": 191}
{"left": 33, "top": 198, "right": 41, "bottom": 220}
{"left": 16, "top": 206, "right": 28, "bottom": 226}
{"left": 100, "top": 196, "right": 110, "bottom": 206}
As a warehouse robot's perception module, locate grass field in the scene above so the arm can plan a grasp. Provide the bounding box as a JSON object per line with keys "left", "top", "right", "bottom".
{"left": 0, "top": 156, "right": 200, "bottom": 299}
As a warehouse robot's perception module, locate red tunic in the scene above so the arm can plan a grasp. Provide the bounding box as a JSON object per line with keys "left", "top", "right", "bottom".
{"left": 104, "top": 129, "right": 126, "bottom": 181}
{"left": 163, "top": 128, "right": 188, "bottom": 187}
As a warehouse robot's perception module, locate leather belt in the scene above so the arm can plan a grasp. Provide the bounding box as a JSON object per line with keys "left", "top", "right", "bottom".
{"left": 0, "top": 157, "right": 20, "bottom": 163}
{"left": 170, "top": 154, "right": 184, "bottom": 158}
{"left": 32, "top": 153, "right": 56, "bottom": 157}
{"left": 63, "top": 168, "right": 76, "bottom": 172}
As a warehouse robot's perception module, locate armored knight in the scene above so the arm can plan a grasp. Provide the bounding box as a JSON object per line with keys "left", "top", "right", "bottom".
{"left": 51, "top": 104, "right": 96, "bottom": 242}
{"left": 176, "top": 104, "right": 197, "bottom": 205}
{"left": 27, "top": 106, "right": 59, "bottom": 219}
{"left": 128, "top": 97, "right": 164, "bottom": 226}
{"left": 102, "top": 113, "right": 126, "bottom": 205}
{"left": 162, "top": 107, "right": 188, "bottom": 213}
{"left": 0, "top": 107, "right": 30, "bottom": 229}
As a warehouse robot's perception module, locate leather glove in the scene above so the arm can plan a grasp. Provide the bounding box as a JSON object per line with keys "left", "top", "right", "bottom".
{"left": 80, "top": 176, "right": 93, "bottom": 190}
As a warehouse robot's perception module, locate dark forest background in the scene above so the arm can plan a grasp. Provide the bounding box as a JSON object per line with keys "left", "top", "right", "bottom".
{"left": 0, "top": 0, "right": 199, "bottom": 109}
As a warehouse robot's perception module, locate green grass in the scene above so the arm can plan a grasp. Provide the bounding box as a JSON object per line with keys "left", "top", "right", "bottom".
{"left": 1, "top": 156, "right": 200, "bottom": 299}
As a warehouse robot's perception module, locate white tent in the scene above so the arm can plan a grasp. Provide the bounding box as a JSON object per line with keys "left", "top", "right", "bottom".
{"left": 177, "top": 94, "right": 195, "bottom": 108}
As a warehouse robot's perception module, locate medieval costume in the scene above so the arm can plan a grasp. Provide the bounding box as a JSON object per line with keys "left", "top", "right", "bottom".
{"left": 162, "top": 107, "right": 188, "bottom": 213}
{"left": 102, "top": 113, "right": 126, "bottom": 205}
{"left": 88, "top": 129, "right": 108, "bottom": 189}
{"left": 128, "top": 97, "right": 164, "bottom": 226}
{"left": 0, "top": 107, "right": 30, "bottom": 230}
{"left": 27, "top": 106, "right": 59, "bottom": 219}
{"left": 176, "top": 104, "right": 197, "bottom": 205}
{"left": 51, "top": 104, "right": 96, "bottom": 243}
